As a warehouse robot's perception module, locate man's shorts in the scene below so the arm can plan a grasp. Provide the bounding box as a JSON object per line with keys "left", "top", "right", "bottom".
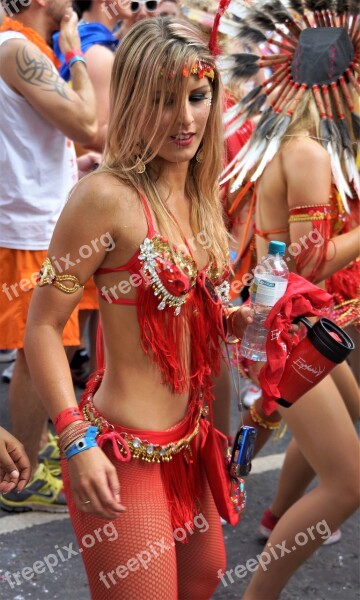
{"left": 79, "top": 277, "right": 99, "bottom": 311}
{"left": 0, "top": 248, "right": 80, "bottom": 349}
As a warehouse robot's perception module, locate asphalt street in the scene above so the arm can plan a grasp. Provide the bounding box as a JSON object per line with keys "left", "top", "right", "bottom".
{"left": 0, "top": 360, "right": 359, "bottom": 600}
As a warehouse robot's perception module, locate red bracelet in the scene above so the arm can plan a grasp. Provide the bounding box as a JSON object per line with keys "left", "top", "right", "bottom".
{"left": 53, "top": 407, "right": 84, "bottom": 435}
{"left": 64, "top": 49, "right": 84, "bottom": 65}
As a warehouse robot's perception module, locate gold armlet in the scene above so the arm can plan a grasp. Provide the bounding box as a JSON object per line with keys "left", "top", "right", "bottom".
{"left": 37, "top": 258, "right": 84, "bottom": 294}
{"left": 288, "top": 213, "right": 326, "bottom": 223}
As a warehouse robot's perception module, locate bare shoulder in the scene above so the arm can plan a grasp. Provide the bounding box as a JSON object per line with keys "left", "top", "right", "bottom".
{"left": 281, "top": 136, "right": 330, "bottom": 175}
{"left": 66, "top": 171, "right": 139, "bottom": 219}
{"left": 85, "top": 43, "right": 114, "bottom": 63}
{"left": 280, "top": 137, "right": 332, "bottom": 208}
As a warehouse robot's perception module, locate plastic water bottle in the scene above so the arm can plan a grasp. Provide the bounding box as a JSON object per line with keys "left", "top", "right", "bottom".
{"left": 240, "top": 240, "right": 289, "bottom": 361}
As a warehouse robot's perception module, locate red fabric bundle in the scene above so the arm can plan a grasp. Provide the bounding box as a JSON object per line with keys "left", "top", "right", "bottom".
{"left": 259, "top": 273, "right": 332, "bottom": 414}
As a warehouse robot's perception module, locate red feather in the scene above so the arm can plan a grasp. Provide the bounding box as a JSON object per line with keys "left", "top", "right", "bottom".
{"left": 208, "top": 0, "right": 232, "bottom": 56}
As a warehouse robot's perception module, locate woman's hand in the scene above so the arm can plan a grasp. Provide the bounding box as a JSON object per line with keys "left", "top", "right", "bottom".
{"left": 0, "top": 427, "right": 31, "bottom": 493}
{"left": 67, "top": 446, "right": 126, "bottom": 520}
{"left": 232, "top": 305, "right": 253, "bottom": 340}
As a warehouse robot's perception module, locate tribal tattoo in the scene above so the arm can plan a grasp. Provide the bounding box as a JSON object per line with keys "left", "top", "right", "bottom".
{"left": 15, "top": 46, "right": 71, "bottom": 100}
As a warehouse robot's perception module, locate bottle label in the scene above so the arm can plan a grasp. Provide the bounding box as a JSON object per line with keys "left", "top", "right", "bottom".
{"left": 251, "top": 275, "right": 287, "bottom": 307}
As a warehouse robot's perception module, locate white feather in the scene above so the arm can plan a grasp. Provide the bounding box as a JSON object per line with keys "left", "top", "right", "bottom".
{"left": 344, "top": 149, "right": 360, "bottom": 200}
{"left": 229, "top": 139, "right": 268, "bottom": 192}
{"left": 225, "top": 114, "right": 248, "bottom": 138}
{"left": 223, "top": 101, "right": 244, "bottom": 125}
{"left": 227, "top": 2, "right": 251, "bottom": 19}
{"left": 216, "top": 56, "right": 236, "bottom": 71}
{"left": 250, "top": 137, "right": 280, "bottom": 182}
{"left": 327, "top": 143, "right": 351, "bottom": 213}
{"left": 220, "top": 140, "right": 252, "bottom": 185}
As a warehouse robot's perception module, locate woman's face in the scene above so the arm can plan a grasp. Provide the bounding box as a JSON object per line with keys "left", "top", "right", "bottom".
{"left": 143, "top": 74, "right": 213, "bottom": 167}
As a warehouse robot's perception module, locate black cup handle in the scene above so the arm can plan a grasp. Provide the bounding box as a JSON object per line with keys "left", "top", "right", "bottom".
{"left": 292, "top": 316, "right": 312, "bottom": 329}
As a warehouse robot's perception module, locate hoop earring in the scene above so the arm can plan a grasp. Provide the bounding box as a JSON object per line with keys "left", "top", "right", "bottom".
{"left": 196, "top": 147, "right": 205, "bottom": 163}
{"left": 135, "top": 158, "right": 146, "bottom": 174}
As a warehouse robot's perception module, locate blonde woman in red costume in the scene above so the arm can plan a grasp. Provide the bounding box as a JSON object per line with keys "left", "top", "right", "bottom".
{"left": 24, "top": 17, "right": 253, "bottom": 600}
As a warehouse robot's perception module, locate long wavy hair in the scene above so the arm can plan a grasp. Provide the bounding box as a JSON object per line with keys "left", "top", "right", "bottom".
{"left": 101, "top": 17, "right": 229, "bottom": 272}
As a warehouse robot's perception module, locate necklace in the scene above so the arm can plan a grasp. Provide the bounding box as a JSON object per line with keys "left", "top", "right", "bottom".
{"left": 0, "top": 17, "right": 61, "bottom": 69}
{"left": 281, "top": 133, "right": 329, "bottom": 143}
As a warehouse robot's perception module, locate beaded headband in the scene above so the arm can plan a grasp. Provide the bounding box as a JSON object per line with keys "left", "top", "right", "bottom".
{"left": 183, "top": 61, "right": 215, "bottom": 80}
{"left": 216, "top": 0, "right": 359, "bottom": 210}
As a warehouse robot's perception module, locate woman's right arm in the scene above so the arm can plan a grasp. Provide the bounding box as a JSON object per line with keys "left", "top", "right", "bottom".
{"left": 283, "top": 139, "right": 359, "bottom": 283}
{"left": 24, "top": 174, "right": 125, "bottom": 519}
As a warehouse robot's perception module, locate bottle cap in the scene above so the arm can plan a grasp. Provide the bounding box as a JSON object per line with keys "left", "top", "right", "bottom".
{"left": 268, "top": 241, "right": 286, "bottom": 256}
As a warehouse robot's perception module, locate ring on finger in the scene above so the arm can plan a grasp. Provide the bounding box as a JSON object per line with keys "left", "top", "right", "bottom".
{"left": 82, "top": 499, "right": 91, "bottom": 505}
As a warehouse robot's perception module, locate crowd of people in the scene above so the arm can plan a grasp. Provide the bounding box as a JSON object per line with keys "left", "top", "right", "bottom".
{"left": 0, "top": 0, "right": 359, "bottom": 599}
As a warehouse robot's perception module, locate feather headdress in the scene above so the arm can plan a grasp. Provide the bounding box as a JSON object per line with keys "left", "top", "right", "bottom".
{"left": 217, "top": 0, "right": 359, "bottom": 209}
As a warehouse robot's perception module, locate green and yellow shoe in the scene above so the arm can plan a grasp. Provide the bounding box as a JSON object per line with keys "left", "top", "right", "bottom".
{"left": 0, "top": 463, "right": 67, "bottom": 513}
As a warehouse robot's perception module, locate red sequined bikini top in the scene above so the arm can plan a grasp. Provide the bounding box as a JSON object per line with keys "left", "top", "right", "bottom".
{"left": 96, "top": 193, "right": 230, "bottom": 398}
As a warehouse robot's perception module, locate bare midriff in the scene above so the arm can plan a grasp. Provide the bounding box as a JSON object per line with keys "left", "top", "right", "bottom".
{"left": 91, "top": 270, "right": 191, "bottom": 431}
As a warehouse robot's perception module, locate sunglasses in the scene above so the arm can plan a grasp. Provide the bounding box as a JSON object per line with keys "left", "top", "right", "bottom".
{"left": 131, "top": 0, "right": 159, "bottom": 13}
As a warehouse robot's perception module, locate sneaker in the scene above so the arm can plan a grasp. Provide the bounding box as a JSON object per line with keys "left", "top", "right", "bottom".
{"left": 1, "top": 361, "right": 15, "bottom": 383}
{"left": 38, "top": 431, "right": 60, "bottom": 464}
{"left": 242, "top": 382, "right": 262, "bottom": 408}
{"left": 322, "top": 529, "right": 342, "bottom": 545}
{"left": 258, "top": 508, "right": 279, "bottom": 538}
{"left": 0, "top": 463, "right": 67, "bottom": 513}
{"left": 0, "top": 349, "right": 17, "bottom": 363}
{"left": 259, "top": 508, "right": 341, "bottom": 546}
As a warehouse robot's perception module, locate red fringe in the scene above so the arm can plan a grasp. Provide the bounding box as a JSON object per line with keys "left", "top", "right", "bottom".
{"left": 326, "top": 260, "right": 360, "bottom": 304}
{"left": 292, "top": 217, "right": 332, "bottom": 283}
{"left": 136, "top": 280, "right": 224, "bottom": 401}
{"left": 161, "top": 434, "right": 201, "bottom": 534}
{"left": 81, "top": 374, "right": 204, "bottom": 537}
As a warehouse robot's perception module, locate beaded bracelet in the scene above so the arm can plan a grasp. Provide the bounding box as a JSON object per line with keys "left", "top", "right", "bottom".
{"left": 58, "top": 421, "right": 92, "bottom": 458}
{"left": 53, "top": 407, "right": 84, "bottom": 435}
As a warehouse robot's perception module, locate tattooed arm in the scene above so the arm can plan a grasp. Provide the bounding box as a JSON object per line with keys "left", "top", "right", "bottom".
{"left": 0, "top": 13, "right": 98, "bottom": 146}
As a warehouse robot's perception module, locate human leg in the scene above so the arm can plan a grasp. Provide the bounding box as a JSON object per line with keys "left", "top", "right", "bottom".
{"left": 9, "top": 349, "right": 47, "bottom": 469}
{"left": 264, "top": 360, "right": 359, "bottom": 524}
{"left": 176, "top": 468, "right": 226, "bottom": 599}
{"left": 243, "top": 374, "right": 360, "bottom": 600}
{"left": 62, "top": 448, "right": 178, "bottom": 600}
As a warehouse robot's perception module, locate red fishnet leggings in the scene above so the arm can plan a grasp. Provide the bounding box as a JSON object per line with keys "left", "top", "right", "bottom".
{"left": 62, "top": 444, "right": 226, "bottom": 599}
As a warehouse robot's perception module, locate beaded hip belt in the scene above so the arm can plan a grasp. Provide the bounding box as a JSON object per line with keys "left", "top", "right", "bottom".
{"left": 82, "top": 400, "right": 207, "bottom": 464}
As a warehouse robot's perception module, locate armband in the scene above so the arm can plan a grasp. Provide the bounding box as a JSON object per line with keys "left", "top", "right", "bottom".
{"left": 37, "top": 258, "right": 84, "bottom": 294}
{"left": 65, "top": 426, "right": 99, "bottom": 460}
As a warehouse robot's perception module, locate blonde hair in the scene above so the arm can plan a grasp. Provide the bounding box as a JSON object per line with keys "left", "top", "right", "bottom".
{"left": 101, "top": 17, "right": 229, "bottom": 272}
{"left": 282, "top": 90, "right": 321, "bottom": 142}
